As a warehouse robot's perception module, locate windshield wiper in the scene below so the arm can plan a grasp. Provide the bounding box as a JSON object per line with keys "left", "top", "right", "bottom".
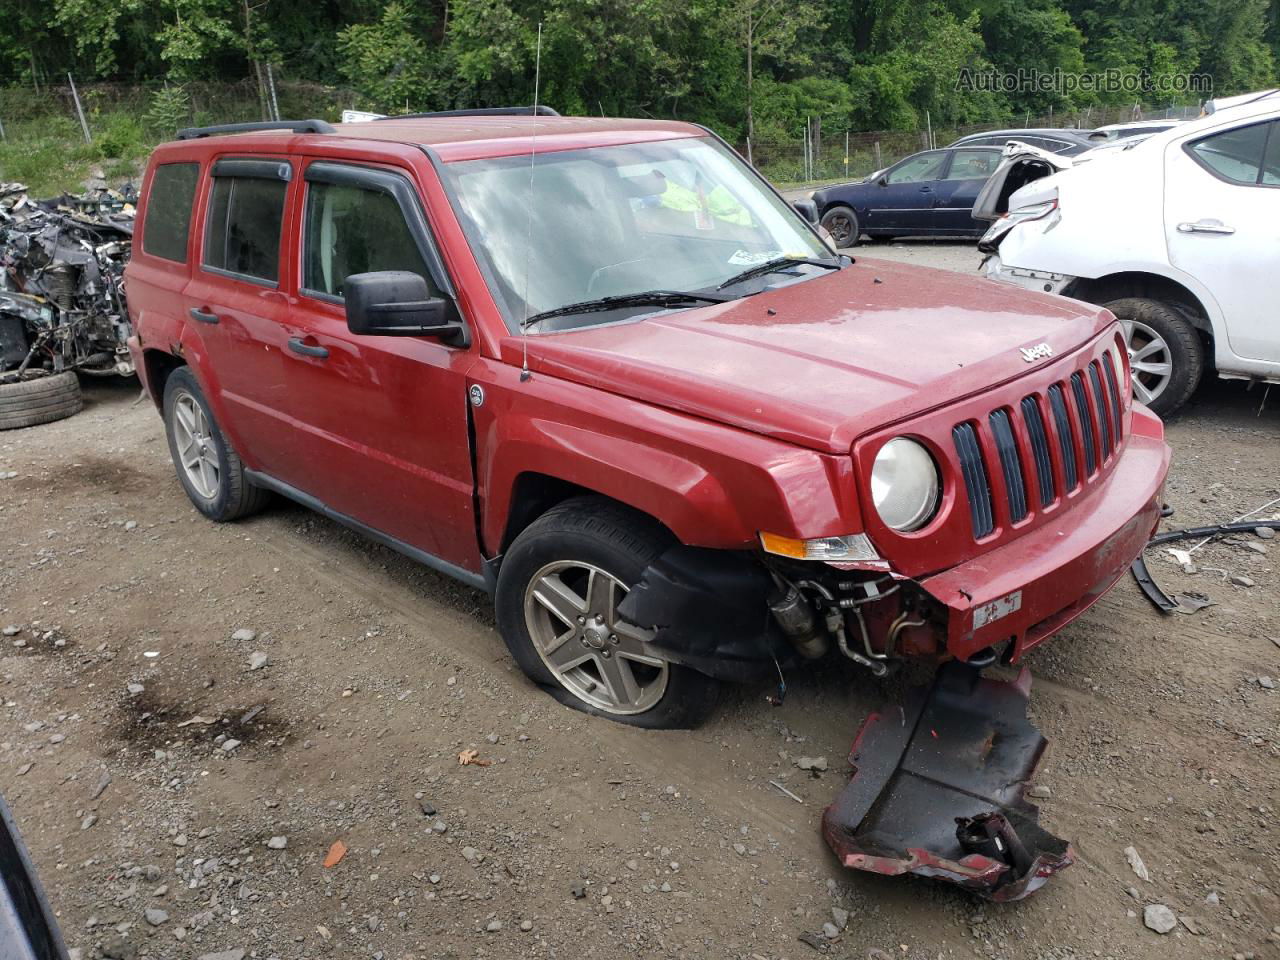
{"left": 522, "top": 290, "right": 731, "bottom": 327}
{"left": 716, "top": 256, "right": 843, "bottom": 291}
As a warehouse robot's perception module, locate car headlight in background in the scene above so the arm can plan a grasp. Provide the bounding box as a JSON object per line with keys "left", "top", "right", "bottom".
{"left": 871, "top": 437, "right": 940, "bottom": 531}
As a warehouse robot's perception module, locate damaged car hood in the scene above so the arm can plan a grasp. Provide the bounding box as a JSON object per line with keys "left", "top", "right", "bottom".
{"left": 504, "top": 260, "right": 1113, "bottom": 453}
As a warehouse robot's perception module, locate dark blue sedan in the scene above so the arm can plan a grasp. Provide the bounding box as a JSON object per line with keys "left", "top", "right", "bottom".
{"left": 812, "top": 146, "right": 1003, "bottom": 247}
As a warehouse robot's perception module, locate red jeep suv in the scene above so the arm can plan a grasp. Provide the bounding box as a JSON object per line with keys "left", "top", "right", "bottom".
{"left": 125, "top": 110, "right": 1170, "bottom": 728}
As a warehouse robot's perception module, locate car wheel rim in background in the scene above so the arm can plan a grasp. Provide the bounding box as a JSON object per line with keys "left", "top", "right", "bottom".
{"left": 1121, "top": 319, "right": 1173, "bottom": 406}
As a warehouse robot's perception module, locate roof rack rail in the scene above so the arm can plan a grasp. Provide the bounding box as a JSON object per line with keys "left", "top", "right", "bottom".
{"left": 176, "top": 119, "right": 336, "bottom": 140}
{"left": 372, "top": 106, "right": 561, "bottom": 121}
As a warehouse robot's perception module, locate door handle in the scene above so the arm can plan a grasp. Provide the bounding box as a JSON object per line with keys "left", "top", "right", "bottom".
{"left": 1176, "top": 220, "right": 1234, "bottom": 235}
{"left": 919, "top": 186, "right": 933, "bottom": 192}
{"left": 287, "top": 336, "right": 329, "bottom": 359}
{"left": 189, "top": 307, "right": 219, "bottom": 324}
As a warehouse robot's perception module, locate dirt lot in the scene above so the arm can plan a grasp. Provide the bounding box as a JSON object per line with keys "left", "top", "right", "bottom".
{"left": 1, "top": 244, "right": 1278, "bottom": 960}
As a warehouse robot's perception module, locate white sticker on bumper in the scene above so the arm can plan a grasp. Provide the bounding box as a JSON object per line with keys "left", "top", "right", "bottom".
{"left": 973, "top": 590, "right": 1023, "bottom": 629}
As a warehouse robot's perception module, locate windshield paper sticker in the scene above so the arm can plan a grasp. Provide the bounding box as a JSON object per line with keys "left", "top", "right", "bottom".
{"left": 728, "top": 249, "right": 785, "bottom": 266}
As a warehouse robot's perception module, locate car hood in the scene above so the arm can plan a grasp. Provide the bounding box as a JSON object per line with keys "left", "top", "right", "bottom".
{"left": 501, "top": 260, "right": 1114, "bottom": 454}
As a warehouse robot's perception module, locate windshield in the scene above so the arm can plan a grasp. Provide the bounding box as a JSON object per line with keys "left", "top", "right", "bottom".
{"left": 443, "top": 137, "right": 833, "bottom": 332}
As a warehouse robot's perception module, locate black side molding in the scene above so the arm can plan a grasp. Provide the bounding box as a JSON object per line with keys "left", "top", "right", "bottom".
{"left": 243, "top": 470, "right": 489, "bottom": 593}
{"left": 176, "top": 119, "right": 336, "bottom": 140}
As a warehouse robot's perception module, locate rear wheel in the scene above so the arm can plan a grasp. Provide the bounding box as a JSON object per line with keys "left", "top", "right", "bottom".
{"left": 820, "top": 205, "right": 859, "bottom": 248}
{"left": 1103, "top": 297, "right": 1203, "bottom": 417}
{"left": 495, "top": 497, "right": 719, "bottom": 728}
{"left": 162, "top": 367, "right": 270, "bottom": 521}
{"left": 0, "top": 371, "right": 82, "bottom": 430}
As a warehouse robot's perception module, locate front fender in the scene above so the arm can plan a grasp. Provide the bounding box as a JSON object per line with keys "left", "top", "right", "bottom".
{"left": 468, "top": 358, "right": 865, "bottom": 556}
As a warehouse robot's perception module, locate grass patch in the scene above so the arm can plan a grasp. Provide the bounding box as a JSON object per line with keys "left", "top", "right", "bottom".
{"left": 0, "top": 110, "right": 156, "bottom": 195}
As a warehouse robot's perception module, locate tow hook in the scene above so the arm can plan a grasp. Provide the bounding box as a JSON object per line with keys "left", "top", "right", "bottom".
{"left": 822, "top": 661, "right": 1072, "bottom": 900}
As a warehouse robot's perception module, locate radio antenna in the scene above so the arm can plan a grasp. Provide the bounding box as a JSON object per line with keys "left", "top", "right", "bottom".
{"left": 519, "top": 21, "right": 543, "bottom": 383}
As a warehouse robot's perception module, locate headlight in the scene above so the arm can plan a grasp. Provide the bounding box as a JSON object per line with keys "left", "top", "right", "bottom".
{"left": 871, "top": 438, "right": 940, "bottom": 531}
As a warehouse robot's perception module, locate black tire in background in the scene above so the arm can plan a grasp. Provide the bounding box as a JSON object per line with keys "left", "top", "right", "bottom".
{"left": 495, "top": 496, "right": 720, "bottom": 729}
{"left": 819, "top": 205, "right": 860, "bottom": 248}
{"left": 0, "top": 371, "right": 82, "bottom": 430}
{"left": 162, "top": 366, "right": 271, "bottom": 522}
{"left": 1102, "top": 297, "right": 1204, "bottom": 418}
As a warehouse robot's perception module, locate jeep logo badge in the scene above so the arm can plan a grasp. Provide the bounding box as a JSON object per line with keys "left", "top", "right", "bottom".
{"left": 1020, "top": 342, "right": 1053, "bottom": 362}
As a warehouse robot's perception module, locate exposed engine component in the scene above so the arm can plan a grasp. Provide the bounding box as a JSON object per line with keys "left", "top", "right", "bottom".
{"left": 0, "top": 182, "right": 135, "bottom": 385}
{"left": 767, "top": 583, "right": 828, "bottom": 660}
{"left": 765, "top": 563, "right": 941, "bottom": 675}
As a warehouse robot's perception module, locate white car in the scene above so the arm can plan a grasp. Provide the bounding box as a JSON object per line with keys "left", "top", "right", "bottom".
{"left": 975, "top": 95, "right": 1280, "bottom": 416}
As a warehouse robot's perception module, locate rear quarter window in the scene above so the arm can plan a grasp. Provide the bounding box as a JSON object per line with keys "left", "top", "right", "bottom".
{"left": 142, "top": 162, "right": 200, "bottom": 263}
{"left": 1188, "top": 120, "right": 1275, "bottom": 186}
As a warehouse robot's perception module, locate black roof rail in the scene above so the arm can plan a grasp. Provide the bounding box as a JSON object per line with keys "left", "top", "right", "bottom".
{"left": 372, "top": 106, "right": 561, "bottom": 121}
{"left": 175, "top": 119, "right": 336, "bottom": 140}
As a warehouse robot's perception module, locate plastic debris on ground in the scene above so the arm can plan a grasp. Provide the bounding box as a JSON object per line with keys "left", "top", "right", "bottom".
{"left": 822, "top": 661, "right": 1073, "bottom": 901}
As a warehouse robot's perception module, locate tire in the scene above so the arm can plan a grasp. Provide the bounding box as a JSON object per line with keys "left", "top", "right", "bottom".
{"left": 820, "top": 205, "right": 860, "bottom": 248}
{"left": 162, "top": 367, "right": 270, "bottom": 522}
{"left": 1103, "top": 297, "right": 1204, "bottom": 417}
{"left": 0, "top": 371, "right": 82, "bottom": 430}
{"left": 495, "top": 496, "right": 720, "bottom": 728}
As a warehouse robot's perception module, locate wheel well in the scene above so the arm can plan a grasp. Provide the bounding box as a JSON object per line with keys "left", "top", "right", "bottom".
{"left": 143, "top": 349, "right": 186, "bottom": 407}
{"left": 1063, "top": 272, "right": 1214, "bottom": 342}
{"left": 497, "top": 473, "right": 675, "bottom": 555}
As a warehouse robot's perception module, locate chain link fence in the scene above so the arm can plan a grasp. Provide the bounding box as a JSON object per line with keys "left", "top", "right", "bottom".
{"left": 744, "top": 103, "right": 1205, "bottom": 184}
{"left": 0, "top": 77, "right": 1204, "bottom": 186}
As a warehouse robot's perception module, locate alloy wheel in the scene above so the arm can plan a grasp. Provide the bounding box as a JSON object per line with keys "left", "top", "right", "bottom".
{"left": 1120, "top": 319, "right": 1173, "bottom": 407}
{"left": 523, "top": 560, "right": 668, "bottom": 715}
{"left": 826, "top": 213, "right": 854, "bottom": 247}
{"left": 172, "top": 392, "right": 220, "bottom": 499}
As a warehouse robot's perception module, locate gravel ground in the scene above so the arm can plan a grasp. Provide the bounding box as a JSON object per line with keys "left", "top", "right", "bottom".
{"left": 1, "top": 243, "right": 1278, "bottom": 960}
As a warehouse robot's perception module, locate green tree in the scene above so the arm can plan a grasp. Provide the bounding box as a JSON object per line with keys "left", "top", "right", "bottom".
{"left": 337, "top": 1, "right": 433, "bottom": 111}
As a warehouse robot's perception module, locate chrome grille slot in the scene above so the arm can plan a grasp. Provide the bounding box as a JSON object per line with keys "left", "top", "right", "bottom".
{"left": 1047, "top": 383, "right": 1078, "bottom": 491}
{"left": 988, "top": 409, "right": 1027, "bottom": 523}
{"left": 1019, "top": 395, "right": 1055, "bottom": 507}
{"left": 1070, "top": 372, "right": 1097, "bottom": 475}
{"left": 952, "top": 422, "right": 994, "bottom": 539}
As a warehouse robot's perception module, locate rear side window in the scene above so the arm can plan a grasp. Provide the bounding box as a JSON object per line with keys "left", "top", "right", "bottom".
{"left": 203, "top": 163, "right": 289, "bottom": 282}
{"left": 142, "top": 162, "right": 199, "bottom": 263}
{"left": 1189, "top": 121, "right": 1274, "bottom": 185}
{"left": 1263, "top": 124, "right": 1280, "bottom": 185}
{"left": 302, "top": 181, "right": 434, "bottom": 298}
{"left": 944, "top": 149, "right": 1000, "bottom": 180}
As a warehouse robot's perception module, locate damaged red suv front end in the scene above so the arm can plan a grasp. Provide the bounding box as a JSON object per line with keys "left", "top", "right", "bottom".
{"left": 848, "top": 325, "right": 1168, "bottom": 668}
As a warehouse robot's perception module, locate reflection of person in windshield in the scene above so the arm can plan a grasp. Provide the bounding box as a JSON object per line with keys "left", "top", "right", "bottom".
{"left": 649, "top": 170, "right": 752, "bottom": 227}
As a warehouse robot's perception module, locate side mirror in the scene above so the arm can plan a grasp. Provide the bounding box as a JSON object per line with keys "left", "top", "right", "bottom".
{"left": 344, "top": 271, "right": 468, "bottom": 347}
{"left": 877, "top": 175, "right": 889, "bottom": 187}
{"left": 792, "top": 198, "right": 819, "bottom": 224}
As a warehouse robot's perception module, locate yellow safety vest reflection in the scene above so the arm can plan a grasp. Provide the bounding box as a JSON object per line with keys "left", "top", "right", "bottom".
{"left": 659, "top": 181, "right": 751, "bottom": 226}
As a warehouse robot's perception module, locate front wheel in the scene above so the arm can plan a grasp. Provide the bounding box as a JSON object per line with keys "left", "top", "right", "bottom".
{"left": 495, "top": 497, "right": 719, "bottom": 728}
{"left": 819, "top": 205, "right": 860, "bottom": 248}
{"left": 1103, "top": 297, "right": 1204, "bottom": 417}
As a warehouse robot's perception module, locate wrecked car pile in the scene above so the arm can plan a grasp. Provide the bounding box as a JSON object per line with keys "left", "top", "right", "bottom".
{"left": 0, "top": 182, "right": 135, "bottom": 384}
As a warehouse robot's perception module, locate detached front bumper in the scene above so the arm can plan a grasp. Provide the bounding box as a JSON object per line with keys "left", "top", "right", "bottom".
{"left": 923, "top": 423, "right": 1169, "bottom": 663}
